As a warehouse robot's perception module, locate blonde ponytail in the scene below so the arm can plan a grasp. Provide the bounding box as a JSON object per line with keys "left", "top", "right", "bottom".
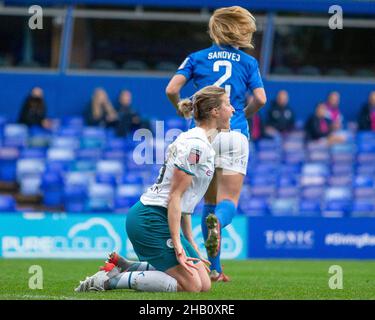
{"left": 178, "top": 98, "right": 194, "bottom": 119}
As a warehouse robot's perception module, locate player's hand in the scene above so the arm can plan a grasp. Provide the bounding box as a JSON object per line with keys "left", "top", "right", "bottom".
{"left": 191, "top": 241, "right": 211, "bottom": 273}
{"left": 174, "top": 243, "right": 199, "bottom": 276}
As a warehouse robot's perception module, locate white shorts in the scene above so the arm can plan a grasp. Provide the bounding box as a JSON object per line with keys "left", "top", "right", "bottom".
{"left": 212, "top": 131, "right": 249, "bottom": 176}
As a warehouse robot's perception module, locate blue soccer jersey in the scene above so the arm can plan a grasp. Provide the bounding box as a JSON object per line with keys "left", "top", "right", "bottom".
{"left": 176, "top": 44, "right": 264, "bottom": 138}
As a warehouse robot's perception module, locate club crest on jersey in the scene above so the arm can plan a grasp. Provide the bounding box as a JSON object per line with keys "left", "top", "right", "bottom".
{"left": 188, "top": 148, "right": 202, "bottom": 165}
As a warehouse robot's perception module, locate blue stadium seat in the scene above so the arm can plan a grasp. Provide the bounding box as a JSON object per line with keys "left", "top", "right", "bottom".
{"left": 115, "top": 184, "right": 143, "bottom": 211}
{"left": 103, "top": 149, "right": 126, "bottom": 161}
{"left": 328, "top": 175, "right": 353, "bottom": 187}
{"left": 0, "top": 147, "right": 19, "bottom": 182}
{"left": 3, "top": 124, "right": 28, "bottom": 148}
{"left": 323, "top": 187, "right": 352, "bottom": 217}
{"left": 57, "top": 127, "right": 82, "bottom": 137}
{"left": 302, "top": 163, "right": 329, "bottom": 176}
{"left": 0, "top": 195, "right": 16, "bottom": 211}
{"left": 355, "top": 164, "right": 375, "bottom": 176}
{"left": 269, "top": 198, "right": 298, "bottom": 216}
{"left": 76, "top": 148, "right": 102, "bottom": 160}
{"left": 20, "top": 148, "right": 46, "bottom": 159}
{"left": 87, "top": 183, "right": 115, "bottom": 212}
{"left": 353, "top": 175, "right": 375, "bottom": 199}
{"left": 69, "top": 160, "right": 97, "bottom": 173}
{"left": 299, "top": 200, "right": 321, "bottom": 217}
{"left": 41, "top": 171, "right": 63, "bottom": 206}
{"left": 283, "top": 151, "right": 305, "bottom": 165}
{"left": 96, "top": 173, "right": 117, "bottom": 186}
{"left": 64, "top": 185, "right": 87, "bottom": 212}
{"left": 19, "top": 176, "right": 42, "bottom": 196}
{"left": 107, "top": 138, "right": 127, "bottom": 150}
{"left": 351, "top": 200, "right": 375, "bottom": 217}
{"left": 65, "top": 171, "right": 92, "bottom": 187}
{"left": 62, "top": 116, "right": 84, "bottom": 129}
{"left": 308, "top": 150, "right": 330, "bottom": 163}
{"left": 239, "top": 197, "right": 268, "bottom": 216}
{"left": 16, "top": 159, "right": 45, "bottom": 182}
{"left": 51, "top": 136, "right": 80, "bottom": 149}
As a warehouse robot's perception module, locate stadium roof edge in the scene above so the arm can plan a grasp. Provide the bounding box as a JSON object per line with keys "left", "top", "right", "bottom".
{"left": 4, "top": 0, "right": 375, "bottom": 16}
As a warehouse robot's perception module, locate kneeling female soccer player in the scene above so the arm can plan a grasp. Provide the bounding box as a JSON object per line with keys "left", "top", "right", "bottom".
{"left": 75, "top": 85, "right": 234, "bottom": 292}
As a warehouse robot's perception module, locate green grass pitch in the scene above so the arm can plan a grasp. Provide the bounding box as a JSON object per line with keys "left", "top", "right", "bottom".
{"left": 0, "top": 259, "right": 374, "bottom": 300}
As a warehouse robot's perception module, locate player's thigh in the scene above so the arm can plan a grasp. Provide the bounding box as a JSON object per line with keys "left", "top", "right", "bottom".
{"left": 166, "top": 264, "right": 202, "bottom": 292}
{"left": 195, "top": 261, "right": 211, "bottom": 292}
{"left": 216, "top": 169, "right": 245, "bottom": 206}
{"left": 204, "top": 171, "right": 218, "bottom": 205}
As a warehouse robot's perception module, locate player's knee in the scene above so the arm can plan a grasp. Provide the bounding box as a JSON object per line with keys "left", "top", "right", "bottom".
{"left": 200, "top": 278, "right": 211, "bottom": 292}
{"left": 182, "top": 277, "right": 202, "bottom": 293}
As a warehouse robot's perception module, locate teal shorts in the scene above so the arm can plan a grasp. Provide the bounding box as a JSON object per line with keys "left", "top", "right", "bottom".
{"left": 125, "top": 201, "right": 200, "bottom": 272}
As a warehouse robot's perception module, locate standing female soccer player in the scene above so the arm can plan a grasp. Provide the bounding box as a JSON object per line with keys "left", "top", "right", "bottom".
{"left": 166, "top": 6, "right": 267, "bottom": 281}
{"left": 75, "top": 86, "right": 235, "bottom": 293}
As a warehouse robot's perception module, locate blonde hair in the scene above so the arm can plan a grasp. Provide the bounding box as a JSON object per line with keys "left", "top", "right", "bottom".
{"left": 209, "top": 6, "right": 257, "bottom": 49}
{"left": 92, "top": 88, "right": 118, "bottom": 121}
{"left": 178, "top": 86, "right": 226, "bottom": 121}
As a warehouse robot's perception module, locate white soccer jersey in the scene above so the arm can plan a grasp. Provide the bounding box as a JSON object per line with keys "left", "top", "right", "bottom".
{"left": 140, "top": 127, "right": 215, "bottom": 214}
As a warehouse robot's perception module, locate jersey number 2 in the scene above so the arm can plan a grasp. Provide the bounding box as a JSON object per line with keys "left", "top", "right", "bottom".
{"left": 213, "top": 60, "right": 232, "bottom": 97}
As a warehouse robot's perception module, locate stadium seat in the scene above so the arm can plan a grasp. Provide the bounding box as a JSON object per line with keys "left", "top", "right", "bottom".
{"left": 269, "top": 198, "right": 298, "bottom": 216}
{"left": 302, "top": 163, "right": 329, "bottom": 177}
{"left": 297, "top": 65, "right": 321, "bottom": 76}
{"left": 323, "top": 187, "right": 352, "bottom": 217}
{"left": 87, "top": 183, "right": 115, "bottom": 212}
{"left": 76, "top": 148, "right": 102, "bottom": 160}
{"left": 16, "top": 159, "right": 45, "bottom": 182}
{"left": 239, "top": 197, "right": 268, "bottom": 216}
{"left": 90, "top": 59, "right": 117, "bottom": 70}
{"left": 272, "top": 65, "right": 292, "bottom": 75}
{"left": 326, "top": 68, "right": 349, "bottom": 77}
{"left": 0, "top": 195, "right": 16, "bottom": 211}
{"left": 3, "top": 124, "right": 28, "bottom": 148}
{"left": 63, "top": 185, "right": 87, "bottom": 212}
{"left": 41, "top": 171, "right": 64, "bottom": 206}
{"left": 0, "top": 147, "right": 19, "bottom": 182}
{"left": 351, "top": 200, "right": 375, "bottom": 217}
{"left": 154, "top": 61, "right": 178, "bottom": 72}
{"left": 62, "top": 116, "right": 84, "bottom": 129}
{"left": 122, "top": 60, "right": 148, "bottom": 71}
{"left": 20, "top": 148, "right": 46, "bottom": 159}
{"left": 115, "top": 183, "right": 143, "bottom": 211}
{"left": 51, "top": 137, "right": 80, "bottom": 150}
{"left": 96, "top": 172, "right": 117, "bottom": 186}
{"left": 299, "top": 200, "right": 321, "bottom": 217}
{"left": 19, "top": 176, "right": 42, "bottom": 196}
{"left": 353, "top": 175, "right": 375, "bottom": 198}
{"left": 103, "top": 149, "right": 126, "bottom": 161}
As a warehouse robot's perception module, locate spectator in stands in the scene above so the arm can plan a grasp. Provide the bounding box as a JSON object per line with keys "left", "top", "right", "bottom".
{"left": 116, "top": 89, "right": 150, "bottom": 137}
{"left": 84, "top": 88, "right": 118, "bottom": 127}
{"left": 357, "top": 91, "right": 375, "bottom": 131}
{"left": 304, "top": 102, "right": 345, "bottom": 145}
{"left": 323, "top": 91, "right": 343, "bottom": 129}
{"left": 18, "top": 87, "right": 52, "bottom": 129}
{"left": 265, "top": 90, "right": 295, "bottom": 134}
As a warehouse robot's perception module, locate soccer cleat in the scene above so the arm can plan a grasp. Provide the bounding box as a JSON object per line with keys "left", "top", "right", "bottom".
{"left": 205, "top": 213, "right": 221, "bottom": 258}
{"left": 99, "top": 262, "right": 116, "bottom": 272}
{"left": 75, "top": 267, "right": 120, "bottom": 292}
{"left": 210, "top": 270, "right": 231, "bottom": 282}
{"left": 107, "top": 252, "right": 120, "bottom": 266}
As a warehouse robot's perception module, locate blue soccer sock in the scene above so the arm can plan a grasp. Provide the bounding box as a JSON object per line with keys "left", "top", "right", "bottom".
{"left": 215, "top": 199, "right": 237, "bottom": 228}
{"left": 209, "top": 200, "right": 237, "bottom": 273}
